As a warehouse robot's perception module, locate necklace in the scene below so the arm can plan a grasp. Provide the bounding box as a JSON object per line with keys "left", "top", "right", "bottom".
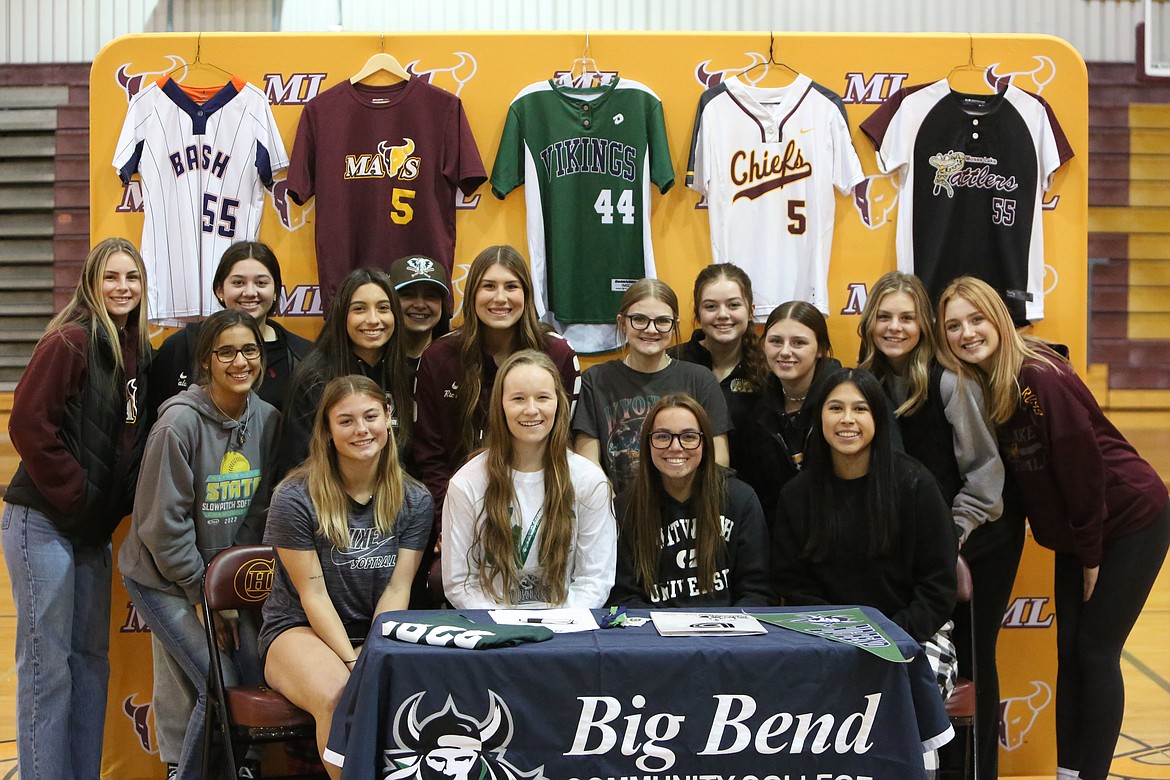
{"left": 208, "top": 391, "right": 249, "bottom": 446}
{"left": 623, "top": 354, "right": 671, "bottom": 371}
{"left": 785, "top": 393, "right": 806, "bottom": 403}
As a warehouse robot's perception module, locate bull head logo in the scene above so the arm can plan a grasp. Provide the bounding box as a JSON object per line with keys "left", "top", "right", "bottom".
{"left": 122, "top": 694, "right": 155, "bottom": 754}
{"left": 405, "top": 52, "right": 478, "bottom": 97}
{"left": 999, "top": 681, "right": 1052, "bottom": 751}
{"left": 115, "top": 55, "right": 186, "bottom": 102}
{"left": 985, "top": 56, "right": 1057, "bottom": 94}
{"left": 694, "top": 52, "right": 767, "bottom": 89}
{"left": 267, "top": 176, "right": 314, "bottom": 232}
{"left": 853, "top": 172, "right": 901, "bottom": 230}
{"left": 378, "top": 138, "right": 418, "bottom": 179}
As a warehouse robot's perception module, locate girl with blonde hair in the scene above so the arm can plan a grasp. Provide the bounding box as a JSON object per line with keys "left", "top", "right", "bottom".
{"left": 938, "top": 276, "right": 1170, "bottom": 780}
{"left": 3, "top": 236, "right": 151, "bottom": 779}
{"left": 859, "top": 270, "right": 1012, "bottom": 780}
{"left": 262, "top": 375, "right": 432, "bottom": 778}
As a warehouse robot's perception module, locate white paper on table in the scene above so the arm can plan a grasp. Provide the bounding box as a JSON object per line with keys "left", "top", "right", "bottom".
{"left": 650, "top": 610, "right": 767, "bottom": 636}
{"left": 489, "top": 607, "right": 600, "bottom": 633}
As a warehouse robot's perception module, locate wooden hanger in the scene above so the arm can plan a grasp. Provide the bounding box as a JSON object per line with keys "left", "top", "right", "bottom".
{"left": 734, "top": 32, "right": 798, "bottom": 87}
{"left": 947, "top": 34, "right": 997, "bottom": 94}
{"left": 351, "top": 33, "right": 410, "bottom": 86}
{"left": 165, "top": 33, "right": 234, "bottom": 83}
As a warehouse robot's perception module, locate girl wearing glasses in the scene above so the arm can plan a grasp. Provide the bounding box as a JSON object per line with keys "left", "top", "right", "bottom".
{"left": 572, "top": 278, "right": 731, "bottom": 495}
{"left": 608, "top": 394, "right": 772, "bottom": 608}
{"left": 938, "top": 276, "right": 1169, "bottom": 780}
{"left": 3, "top": 237, "right": 150, "bottom": 779}
{"left": 148, "top": 241, "right": 312, "bottom": 423}
{"left": 279, "top": 267, "right": 413, "bottom": 477}
{"left": 737, "top": 301, "right": 840, "bottom": 515}
{"left": 443, "top": 350, "right": 615, "bottom": 609}
{"left": 119, "top": 309, "right": 281, "bottom": 780}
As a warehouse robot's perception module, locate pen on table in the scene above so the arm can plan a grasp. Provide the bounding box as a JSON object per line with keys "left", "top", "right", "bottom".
{"left": 523, "top": 617, "right": 574, "bottom": 624}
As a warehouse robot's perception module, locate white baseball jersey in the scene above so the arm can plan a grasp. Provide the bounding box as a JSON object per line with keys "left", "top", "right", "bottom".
{"left": 860, "top": 80, "right": 1073, "bottom": 323}
{"left": 687, "top": 75, "right": 864, "bottom": 319}
{"left": 114, "top": 77, "right": 288, "bottom": 325}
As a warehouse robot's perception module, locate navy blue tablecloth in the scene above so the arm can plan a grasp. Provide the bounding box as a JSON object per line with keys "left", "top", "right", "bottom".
{"left": 327, "top": 606, "right": 952, "bottom": 780}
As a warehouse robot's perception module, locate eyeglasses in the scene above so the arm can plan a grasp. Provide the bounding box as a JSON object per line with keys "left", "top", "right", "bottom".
{"left": 625, "top": 313, "right": 677, "bottom": 333}
{"left": 212, "top": 344, "right": 262, "bottom": 363}
{"left": 649, "top": 430, "right": 704, "bottom": 450}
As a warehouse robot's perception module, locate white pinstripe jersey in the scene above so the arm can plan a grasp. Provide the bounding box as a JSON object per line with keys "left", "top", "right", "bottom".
{"left": 114, "top": 78, "right": 288, "bottom": 325}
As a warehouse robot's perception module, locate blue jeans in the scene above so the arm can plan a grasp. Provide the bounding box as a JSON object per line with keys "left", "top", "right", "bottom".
{"left": 1, "top": 502, "right": 113, "bottom": 780}
{"left": 123, "top": 576, "right": 218, "bottom": 780}
{"left": 123, "top": 575, "right": 259, "bottom": 780}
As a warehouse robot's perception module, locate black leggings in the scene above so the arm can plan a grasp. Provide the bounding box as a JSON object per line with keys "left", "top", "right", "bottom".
{"left": 1053, "top": 502, "right": 1170, "bottom": 780}
{"left": 952, "top": 500, "right": 1027, "bottom": 780}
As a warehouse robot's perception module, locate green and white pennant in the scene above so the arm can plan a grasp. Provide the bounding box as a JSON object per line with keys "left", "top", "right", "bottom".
{"left": 751, "top": 608, "right": 913, "bottom": 664}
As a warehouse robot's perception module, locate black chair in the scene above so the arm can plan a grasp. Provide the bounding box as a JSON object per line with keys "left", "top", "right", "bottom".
{"left": 945, "top": 555, "right": 978, "bottom": 780}
{"left": 201, "top": 544, "right": 316, "bottom": 779}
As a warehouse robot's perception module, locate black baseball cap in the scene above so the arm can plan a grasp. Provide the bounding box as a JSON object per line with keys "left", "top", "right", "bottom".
{"left": 388, "top": 255, "right": 450, "bottom": 296}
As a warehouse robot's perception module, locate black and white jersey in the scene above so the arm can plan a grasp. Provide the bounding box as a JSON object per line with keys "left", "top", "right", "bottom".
{"left": 861, "top": 80, "right": 1073, "bottom": 322}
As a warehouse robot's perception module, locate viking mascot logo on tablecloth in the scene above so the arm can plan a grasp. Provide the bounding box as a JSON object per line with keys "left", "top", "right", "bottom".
{"left": 383, "top": 691, "right": 546, "bottom": 780}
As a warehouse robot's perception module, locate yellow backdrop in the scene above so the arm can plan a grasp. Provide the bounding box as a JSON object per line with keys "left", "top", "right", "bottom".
{"left": 91, "top": 30, "right": 1087, "bottom": 778}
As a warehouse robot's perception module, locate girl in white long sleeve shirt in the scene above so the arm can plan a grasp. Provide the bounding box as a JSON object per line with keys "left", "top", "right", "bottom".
{"left": 443, "top": 350, "right": 616, "bottom": 608}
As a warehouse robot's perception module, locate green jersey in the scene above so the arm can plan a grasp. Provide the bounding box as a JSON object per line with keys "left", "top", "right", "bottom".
{"left": 491, "top": 78, "right": 674, "bottom": 347}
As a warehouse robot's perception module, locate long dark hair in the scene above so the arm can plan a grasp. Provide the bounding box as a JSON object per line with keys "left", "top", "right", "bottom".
{"left": 691, "top": 263, "right": 764, "bottom": 387}
{"left": 622, "top": 394, "right": 727, "bottom": 595}
{"left": 212, "top": 241, "right": 283, "bottom": 317}
{"left": 800, "top": 367, "right": 901, "bottom": 561}
{"left": 452, "top": 245, "right": 549, "bottom": 459}
{"left": 761, "top": 301, "right": 832, "bottom": 355}
{"left": 193, "top": 309, "right": 266, "bottom": 388}
{"left": 289, "top": 268, "right": 412, "bottom": 448}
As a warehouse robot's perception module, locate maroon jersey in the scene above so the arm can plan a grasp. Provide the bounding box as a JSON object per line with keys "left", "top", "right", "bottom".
{"left": 286, "top": 78, "right": 486, "bottom": 304}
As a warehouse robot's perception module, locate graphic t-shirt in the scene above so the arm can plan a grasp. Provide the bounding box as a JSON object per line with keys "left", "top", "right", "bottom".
{"left": 259, "top": 475, "right": 433, "bottom": 657}
{"left": 286, "top": 78, "right": 486, "bottom": 305}
{"left": 571, "top": 359, "right": 731, "bottom": 494}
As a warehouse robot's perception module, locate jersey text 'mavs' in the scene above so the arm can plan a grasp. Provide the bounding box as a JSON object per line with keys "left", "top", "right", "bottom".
{"left": 539, "top": 137, "right": 637, "bottom": 182}
{"left": 170, "top": 144, "right": 231, "bottom": 179}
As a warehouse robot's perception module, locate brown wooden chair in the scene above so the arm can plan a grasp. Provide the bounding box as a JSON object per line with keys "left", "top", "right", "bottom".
{"left": 945, "top": 555, "right": 978, "bottom": 780}
{"left": 201, "top": 544, "right": 316, "bottom": 779}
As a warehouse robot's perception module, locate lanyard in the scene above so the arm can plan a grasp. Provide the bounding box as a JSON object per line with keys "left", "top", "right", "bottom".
{"left": 511, "top": 505, "right": 544, "bottom": 569}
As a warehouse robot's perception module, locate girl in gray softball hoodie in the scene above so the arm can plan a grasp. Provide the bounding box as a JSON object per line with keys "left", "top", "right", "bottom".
{"left": 119, "top": 376, "right": 280, "bottom": 779}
